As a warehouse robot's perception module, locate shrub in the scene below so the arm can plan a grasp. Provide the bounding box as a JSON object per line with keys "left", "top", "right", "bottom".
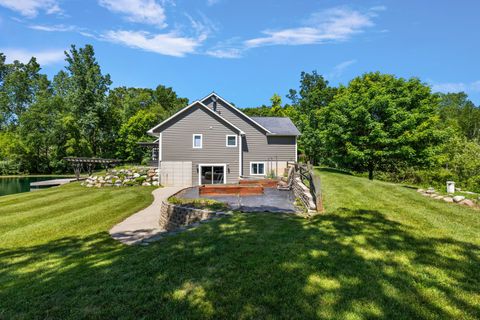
{"left": 168, "top": 196, "right": 229, "bottom": 211}
{"left": 0, "top": 160, "right": 21, "bottom": 175}
{"left": 134, "top": 176, "right": 146, "bottom": 184}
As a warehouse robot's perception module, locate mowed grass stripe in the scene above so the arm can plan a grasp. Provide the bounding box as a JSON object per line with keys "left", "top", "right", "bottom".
{"left": 0, "top": 185, "right": 154, "bottom": 248}
{"left": 0, "top": 188, "right": 117, "bottom": 233}
{"left": 0, "top": 186, "right": 70, "bottom": 209}
{"left": 319, "top": 169, "right": 480, "bottom": 243}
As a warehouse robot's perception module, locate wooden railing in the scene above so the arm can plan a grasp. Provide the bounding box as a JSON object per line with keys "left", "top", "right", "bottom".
{"left": 288, "top": 161, "right": 324, "bottom": 212}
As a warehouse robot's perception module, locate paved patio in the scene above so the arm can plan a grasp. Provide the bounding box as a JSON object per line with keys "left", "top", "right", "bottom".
{"left": 178, "top": 187, "right": 297, "bottom": 213}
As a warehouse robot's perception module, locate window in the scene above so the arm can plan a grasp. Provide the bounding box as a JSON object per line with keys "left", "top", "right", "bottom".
{"left": 226, "top": 135, "right": 237, "bottom": 147}
{"left": 193, "top": 134, "right": 202, "bottom": 148}
{"left": 250, "top": 162, "right": 266, "bottom": 175}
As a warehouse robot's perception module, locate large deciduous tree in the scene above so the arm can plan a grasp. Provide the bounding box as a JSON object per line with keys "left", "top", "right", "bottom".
{"left": 64, "top": 44, "right": 112, "bottom": 156}
{"left": 287, "top": 71, "right": 337, "bottom": 164}
{"left": 322, "top": 72, "right": 446, "bottom": 180}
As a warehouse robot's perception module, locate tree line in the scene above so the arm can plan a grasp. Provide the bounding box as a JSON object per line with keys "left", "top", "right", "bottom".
{"left": 1, "top": 44, "right": 479, "bottom": 192}
{"left": 0, "top": 45, "right": 187, "bottom": 174}
{"left": 244, "top": 71, "right": 480, "bottom": 192}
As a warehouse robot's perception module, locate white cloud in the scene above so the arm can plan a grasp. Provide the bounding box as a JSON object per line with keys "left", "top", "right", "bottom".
{"left": 29, "top": 24, "right": 77, "bottom": 32}
{"left": 1, "top": 48, "right": 65, "bottom": 65}
{"left": 206, "top": 48, "right": 242, "bottom": 58}
{"left": 329, "top": 59, "right": 356, "bottom": 78}
{"left": 102, "top": 30, "right": 204, "bottom": 57}
{"left": 99, "top": 0, "right": 167, "bottom": 28}
{"left": 206, "top": 0, "right": 220, "bottom": 6}
{"left": 0, "top": 0, "right": 61, "bottom": 18}
{"left": 431, "top": 81, "right": 480, "bottom": 93}
{"left": 245, "top": 7, "right": 378, "bottom": 48}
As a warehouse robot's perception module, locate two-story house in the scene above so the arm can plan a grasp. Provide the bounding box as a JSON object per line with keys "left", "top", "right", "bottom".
{"left": 147, "top": 92, "right": 300, "bottom": 186}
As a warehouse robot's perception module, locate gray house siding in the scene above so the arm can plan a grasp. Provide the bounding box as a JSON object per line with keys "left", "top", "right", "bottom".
{"left": 161, "top": 104, "right": 240, "bottom": 185}
{"left": 203, "top": 97, "right": 296, "bottom": 177}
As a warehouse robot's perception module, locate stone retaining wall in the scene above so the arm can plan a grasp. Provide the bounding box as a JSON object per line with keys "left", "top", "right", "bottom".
{"left": 159, "top": 200, "right": 216, "bottom": 231}
{"left": 292, "top": 175, "right": 317, "bottom": 212}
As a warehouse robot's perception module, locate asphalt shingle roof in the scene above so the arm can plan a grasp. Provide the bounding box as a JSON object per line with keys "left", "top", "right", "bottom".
{"left": 251, "top": 117, "right": 301, "bottom": 135}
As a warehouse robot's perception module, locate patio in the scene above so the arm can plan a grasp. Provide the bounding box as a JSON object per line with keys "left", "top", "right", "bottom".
{"left": 177, "top": 186, "right": 297, "bottom": 213}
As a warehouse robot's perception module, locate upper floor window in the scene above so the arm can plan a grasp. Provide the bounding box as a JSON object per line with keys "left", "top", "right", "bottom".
{"left": 193, "top": 134, "right": 203, "bottom": 148}
{"left": 226, "top": 135, "right": 237, "bottom": 147}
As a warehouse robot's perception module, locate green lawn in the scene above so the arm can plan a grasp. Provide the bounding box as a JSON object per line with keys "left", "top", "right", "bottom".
{"left": 0, "top": 172, "right": 479, "bottom": 319}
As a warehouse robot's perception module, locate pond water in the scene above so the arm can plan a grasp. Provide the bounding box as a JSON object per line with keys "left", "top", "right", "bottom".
{"left": 0, "top": 177, "right": 67, "bottom": 197}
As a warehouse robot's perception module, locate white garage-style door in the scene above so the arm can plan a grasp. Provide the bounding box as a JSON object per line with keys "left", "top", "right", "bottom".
{"left": 159, "top": 161, "right": 192, "bottom": 187}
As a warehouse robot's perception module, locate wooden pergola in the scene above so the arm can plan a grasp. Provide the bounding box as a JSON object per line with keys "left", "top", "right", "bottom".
{"left": 64, "top": 157, "right": 123, "bottom": 180}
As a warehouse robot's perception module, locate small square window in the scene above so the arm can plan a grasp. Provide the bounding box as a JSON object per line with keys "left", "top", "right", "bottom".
{"left": 226, "top": 135, "right": 237, "bottom": 147}
{"left": 193, "top": 134, "right": 202, "bottom": 148}
{"left": 250, "top": 162, "right": 265, "bottom": 175}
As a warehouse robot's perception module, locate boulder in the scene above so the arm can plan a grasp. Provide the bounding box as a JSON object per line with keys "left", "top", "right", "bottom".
{"left": 133, "top": 173, "right": 140, "bottom": 178}
{"left": 142, "top": 182, "right": 151, "bottom": 186}
{"left": 426, "top": 187, "right": 435, "bottom": 194}
{"left": 453, "top": 195, "right": 465, "bottom": 203}
{"left": 459, "top": 199, "right": 475, "bottom": 207}
{"left": 434, "top": 195, "right": 444, "bottom": 200}
{"left": 417, "top": 188, "right": 425, "bottom": 193}
{"left": 152, "top": 181, "right": 159, "bottom": 186}
{"left": 443, "top": 197, "right": 454, "bottom": 203}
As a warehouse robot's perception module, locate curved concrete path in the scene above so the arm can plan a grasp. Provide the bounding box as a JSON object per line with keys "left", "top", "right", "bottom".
{"left": 110, "top": 186, "right": 183, "bottom": 245}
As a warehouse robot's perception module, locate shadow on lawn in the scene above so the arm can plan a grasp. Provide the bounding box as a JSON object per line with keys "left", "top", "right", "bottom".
{"left": 0, "top": 209, "right": 479, "bottom": 319}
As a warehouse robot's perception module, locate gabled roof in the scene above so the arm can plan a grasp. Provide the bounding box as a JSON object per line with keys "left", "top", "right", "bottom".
{"left": 251, "top": 117, "right": 301, "bottom": 136}
{"left": 147, "top": 100, "right": 244, "bottom": 136}
{"left": 200, "top": 92, "right": 272, "bottom": 134}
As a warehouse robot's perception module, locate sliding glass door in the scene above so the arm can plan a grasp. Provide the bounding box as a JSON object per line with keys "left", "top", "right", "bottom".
{"left": 200, "top": 165, "right": 225, "bottom": 184}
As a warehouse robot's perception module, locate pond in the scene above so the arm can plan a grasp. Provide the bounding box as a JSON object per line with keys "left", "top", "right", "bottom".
{"left": 0, "top": 176, "right": 68, "bottom": 197}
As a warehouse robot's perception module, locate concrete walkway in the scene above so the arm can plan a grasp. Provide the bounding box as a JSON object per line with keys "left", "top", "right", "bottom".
{"left": 110, "top": 186, "right": 183, "bottom": 245}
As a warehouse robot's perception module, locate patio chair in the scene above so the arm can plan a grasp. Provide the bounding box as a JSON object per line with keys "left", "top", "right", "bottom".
{"left": 277, "top": 165, "right": 294, "bottom": 191}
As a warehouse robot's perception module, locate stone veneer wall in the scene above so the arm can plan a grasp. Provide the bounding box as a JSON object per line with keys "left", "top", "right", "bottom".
{"left": 159, "top": 200, "right": 216, "bottom": 231}
{"left": 292, "top": 175, "right": 317, "bottom": 212}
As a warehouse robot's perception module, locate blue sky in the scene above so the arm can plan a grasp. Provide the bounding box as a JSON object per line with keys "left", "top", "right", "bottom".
{"left": 1, "top": 0, "right": 479, "bottom": 106}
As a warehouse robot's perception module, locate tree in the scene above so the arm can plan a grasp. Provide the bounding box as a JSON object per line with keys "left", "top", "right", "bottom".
{"left": 437, "top": 92, "right": 480, "bottom": 142}
{"left": 64, "top": 44, "right": 112, "bottom": 156}
{"left": 0, "top": 56, "right": 42, "bottom": 128}
{"left": 287, "top": 71, "right": 337, "bottom": 164}
{"left": 116, "top": 110, "right": 158, "bottom": 162}
{"left": 18, "top": 75, "right": 62, "bottom": 172}
{"left": 322, "top": 72, "right": 446, "bottom": 180}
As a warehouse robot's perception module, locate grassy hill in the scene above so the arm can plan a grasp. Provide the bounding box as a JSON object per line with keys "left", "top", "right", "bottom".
{"left": 0, "top": 172, "right": 478, "bottom": 319}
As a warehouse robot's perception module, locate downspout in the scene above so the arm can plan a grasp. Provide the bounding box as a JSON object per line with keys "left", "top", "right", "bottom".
{"left": 238, "top": 134, "right": 242, "bottom": 178}
{"left": 295, "top": 136, "right": 298, "bottom": 162}
{"left": 158, "top": 133, "right": 162, "bottom": 185}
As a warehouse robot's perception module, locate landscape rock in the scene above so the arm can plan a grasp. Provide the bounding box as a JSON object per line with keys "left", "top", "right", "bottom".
{"left": 417, "top": 188, "right": 425, "bottom": 193}
{"left": 426, "top": 187, "right": 435, "bottom": 194}
{"left": 453, "top": 195, "right": 465, "bottom": 203}
{"left": 443, "top": 197, "right": 454, "bottom": 203}
{"left": 83, "top": 166, "right": 160, "bottom": 188}
{"left": 459, "top": 199, "right": 475, "bottom": 207}
{"left": 434, "top": 195, "right": 444, "bottom": 200}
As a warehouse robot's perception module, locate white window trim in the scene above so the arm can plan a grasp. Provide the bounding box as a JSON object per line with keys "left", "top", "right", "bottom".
{"left": 198, "top": 164, "right": 227, "bottom": 185}
{"left": 250, "top": 162, "right": 266, "bottom": 176}
{"left": 193, "top": 134, "right": 203, "bottom": 149}
{"left": 226, "top": 135, "right": 237, "bottom": 147}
